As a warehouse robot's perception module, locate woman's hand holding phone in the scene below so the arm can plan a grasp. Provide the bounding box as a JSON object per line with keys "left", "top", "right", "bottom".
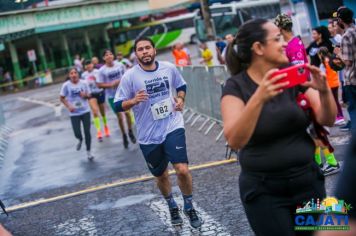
{"left": 302, "top": 64, "right": 329, "bottom": 93}
{"left": 255, "top": 69, "right": 289, "bottom": 103}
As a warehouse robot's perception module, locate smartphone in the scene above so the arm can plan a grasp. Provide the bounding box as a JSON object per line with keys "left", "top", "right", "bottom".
{"left": 272, "top": 64, "right": 309, "bottom": 89}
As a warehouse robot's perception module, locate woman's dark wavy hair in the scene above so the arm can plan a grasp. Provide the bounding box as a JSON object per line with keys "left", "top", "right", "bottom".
{"left": 225, "top": 19, "right": 269, "bottom": 75}
{"left": 313, "top": 26, "right": 332, "bottom": 44}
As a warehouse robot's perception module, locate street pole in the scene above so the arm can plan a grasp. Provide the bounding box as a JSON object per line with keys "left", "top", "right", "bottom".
{"left": 199, "top": 0, "right": 220, "bottom": 65}
{"left": 200, "top": 0, "right": 214, "bottom": 40}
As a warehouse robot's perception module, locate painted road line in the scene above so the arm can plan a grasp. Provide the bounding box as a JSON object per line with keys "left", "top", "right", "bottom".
{"left": 329, "top": 135, "right": 351, "bottom": 146}
{"left": 54, "top": 214, "right": 97, "bottom": 236}
{"left": 149, "top": 198, "right": 231, "bottom": 236}
{"left": 6, "top": 159, "right": 237, "bottom": 212}
{"left": 17, "top": 97, "right": 63, "bottom": 117}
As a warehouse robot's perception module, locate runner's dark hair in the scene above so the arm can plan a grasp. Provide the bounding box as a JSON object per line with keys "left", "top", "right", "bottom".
{"left": 133, "top": 37, "right": 155, "bottom": 51}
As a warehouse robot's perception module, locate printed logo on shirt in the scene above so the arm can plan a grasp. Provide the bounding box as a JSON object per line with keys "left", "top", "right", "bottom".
{"left": 145, "top": 76, "right": 170, "bottom": 100}
{"left": 108, "top": 69, "right": 123, "bottom": 81}
{"left": 70, "top": 88, "right": 82, "bottom": 97}
{"left": 309, "top": 47, "right": 319, "bottom": 56}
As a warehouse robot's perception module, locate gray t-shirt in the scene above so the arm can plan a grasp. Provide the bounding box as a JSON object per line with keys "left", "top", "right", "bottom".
{"left": 81, "top": 69, "right": 103, "bottom": 94}
{"left": 97, "top": 61, "right": 126, "bottom": 98}
{"left": 60, "top": 80, "right": 90, "bottom": 116}
{"left": 114, "top": 61, "right": 186, "bottom": 144}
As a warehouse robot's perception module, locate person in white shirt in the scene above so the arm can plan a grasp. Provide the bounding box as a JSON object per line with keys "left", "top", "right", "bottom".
{"left": 82, "top": 60, "right": 110, "bottom": 141}
{"left": 114, "top": 37, "right": 201, "bottom": 228}
{"left": 97, "top": 49, "right": 136, "bottom": 148}
{"left": 60, "top": 68, "right": 94, "bottom": 160}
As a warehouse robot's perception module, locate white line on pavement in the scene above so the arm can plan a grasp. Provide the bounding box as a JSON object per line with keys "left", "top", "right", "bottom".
{"left": 17, "top": 97, "right": 63, "bottom": 117}
{"left": 149, "top": 198, "right": 231, "bottom": 236}
{"left": 329, "top": 135, "right": 351, "bottom": 146}
{"left": 54, "top": 214, "right": 98, "bottom": 236}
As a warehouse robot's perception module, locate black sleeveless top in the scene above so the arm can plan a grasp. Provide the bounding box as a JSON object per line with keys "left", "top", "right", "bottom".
{"left": 222, "top": 71, "right": 315, "bottom": 174}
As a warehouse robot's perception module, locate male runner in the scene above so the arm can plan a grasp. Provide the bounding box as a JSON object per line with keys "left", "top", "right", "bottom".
{"left": 97, "top": 49, "right": 136, "bottom": 148}
{"left": 114, "top": 37, "right": 201, "bottom": 228}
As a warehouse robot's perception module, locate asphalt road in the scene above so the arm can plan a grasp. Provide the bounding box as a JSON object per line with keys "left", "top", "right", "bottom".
{"left": 0, "top": 54, "right": 351, "bottom": 235}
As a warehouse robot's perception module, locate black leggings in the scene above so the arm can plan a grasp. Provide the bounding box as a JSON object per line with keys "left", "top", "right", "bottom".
{"left": 70, "top": 112, "right": 91, "bottom": 151}
{"left": 239, "top": 164, "right": 326, "bottom": 236}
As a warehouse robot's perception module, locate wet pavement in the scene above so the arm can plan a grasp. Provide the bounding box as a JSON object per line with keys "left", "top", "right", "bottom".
{"left": 0, "top": 79, "right": 351, "bottom": 235}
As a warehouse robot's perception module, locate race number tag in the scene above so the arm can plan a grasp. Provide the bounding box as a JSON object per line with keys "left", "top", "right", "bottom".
{"left": 150, "top": 98, "right": 173, "bottom": 120}
{"left": 74, "top": 100, "right": 83, "bottom": 109}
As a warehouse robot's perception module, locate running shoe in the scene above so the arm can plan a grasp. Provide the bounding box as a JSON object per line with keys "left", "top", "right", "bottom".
{"left": 97, "top": 130, "right": 103, "bottom": 142}
{"left": 76, "top": 140, "right": 82, "bottom": 151}
{"left": 169, "top": 207, "right": 183, "bottom": 226}
{"left": 128, "top": 129, "right": 136, "bottom": 144}
{"left": 184, "top": 208, "right": 202, "bottom": 228}
{"left": 340, "top": 121, "right": 351, "bottom": 132}
{"left": 123, "top": 134, "right": 129, "bottom": 149}
{"left": 323, "top": 163, "right": 340, "bottom": 176}
{"left": 318, "top": 163, "right": 324, "bottom": 170}
{"left": 87, "top": 151, "right": 94, "bottom": 161}
{"left": 334, "top": 117, "right": 346, "bottom": 126}
{"left": 104, "top": 125, "right": 110, "bottom": 137}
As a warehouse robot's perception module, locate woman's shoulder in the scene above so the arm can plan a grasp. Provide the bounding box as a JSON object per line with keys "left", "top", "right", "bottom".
{"left": 225, "top": 71, "right": 247, "bottom": 87}
{"left": 222, "top": 71, "right": 252, "bottom": 101}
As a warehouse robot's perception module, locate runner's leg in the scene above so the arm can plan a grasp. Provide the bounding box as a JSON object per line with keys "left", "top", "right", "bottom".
{"left": 70, "top": 115, "right": 83, "bottom": 150}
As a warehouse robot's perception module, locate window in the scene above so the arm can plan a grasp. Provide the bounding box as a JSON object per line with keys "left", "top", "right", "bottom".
{"left": 239, "top": 3, "right": 280, "bottom": 21}
{"left": 210, "top": 7, "right": 232, "bottom": 15}
{"left": 213, "top": 14, "right": 240, "bottom": 37}
{"left": 166, "top": 18, "right": 194, "bottom": 31}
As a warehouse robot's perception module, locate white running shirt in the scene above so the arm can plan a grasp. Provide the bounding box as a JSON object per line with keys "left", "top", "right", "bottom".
{"left": 115, "top": 61, "right": 186, "bottom": 144}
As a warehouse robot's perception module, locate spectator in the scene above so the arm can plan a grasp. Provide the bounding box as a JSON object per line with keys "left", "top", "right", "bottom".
{"left": 221, "top": 18, "right": 336, "bottom": 235}
{"left": 182, "top": 43, "right": 192, "bottom": 65}
{"left": 172, "top": 43, "right": 190, "bottom": 66}
{"left": 336, "top": 7, "right": 356, "bottom": 133}
{"left": 3, "top": 71, "right": 13, "bottom": 92}
{"left": 199, "top": 42, "right": 213, "bottom": 66}
{"left": 219, "top": 34, "right": 235, "bottom": 64}
{"left": 116, "top": 51, "right": 133, "bottom": 69}
{"left": 91, "top": 56, "right": 104, "bottom": 69}
{"left": 215, "top": 37, "right": 226, "bottom": 55}
{"left": 328, "top": 22, "right": 342, "bottom": 47}
{"left": 73, "top": 54, "right": 84, "bottom": 73}
{"left": 307, "top": 26, "right": 334, "bottom": 67}
{"left": 274, "top": 13, "right": 308, "bottom": 65}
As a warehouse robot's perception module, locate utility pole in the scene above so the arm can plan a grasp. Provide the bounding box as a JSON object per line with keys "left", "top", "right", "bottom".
{"left": 200, "top": 0, "right": 215, "bottom": 40}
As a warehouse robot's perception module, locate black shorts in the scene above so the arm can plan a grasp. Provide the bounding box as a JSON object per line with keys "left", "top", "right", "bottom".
{"left": 139, "top": 128, "right": 188, "bottom": 177}
{"left": 90, "top": 91, "right": 105, "bottom": 104}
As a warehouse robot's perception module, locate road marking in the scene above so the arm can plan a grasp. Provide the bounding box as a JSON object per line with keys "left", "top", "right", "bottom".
{"left": 149, "top": 199, "right": 231, "bottom": 235}
{"left": 329, "top": 135, "right": 351, "bottom": 146}
{"left": 89, "top": 194, "right": 156, "bottom": 211}
{"left": 5, "top": 159, "right": 237, "bottom": 212}
{"left": 17, "top": 96, "right": 63, "bottom": 117}
{"left": 54, "top": 214, "right": 97, "bottom": 236}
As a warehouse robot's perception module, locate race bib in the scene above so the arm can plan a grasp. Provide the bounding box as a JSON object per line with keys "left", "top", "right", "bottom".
{"left": 73, "top": 100, "right": 83, "bottom": 109}
{"left": 150, "top": 98, "right": 173, "bottom": 120}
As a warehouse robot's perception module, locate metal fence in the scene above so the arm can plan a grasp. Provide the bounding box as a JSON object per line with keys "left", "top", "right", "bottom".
{"left": 179, "top": 65, "right": 230, "bottom": 141}
{"left": 0, "top": 104, "right": 11, "bottom": 169}
{"left": 0, "top": 67, "right": 70, "bottom": 95}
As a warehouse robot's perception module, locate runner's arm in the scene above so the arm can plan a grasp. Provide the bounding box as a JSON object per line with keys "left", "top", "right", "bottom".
{"left": 60, "top": 96, "right": 75, "bottom": 112}
{"left": 118, "top": 90, "right": 148, "bottom": 111}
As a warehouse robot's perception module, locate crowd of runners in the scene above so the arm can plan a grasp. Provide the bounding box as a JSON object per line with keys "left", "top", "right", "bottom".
{"left": 55, "top": 5, "right": 356, "bottom": 235}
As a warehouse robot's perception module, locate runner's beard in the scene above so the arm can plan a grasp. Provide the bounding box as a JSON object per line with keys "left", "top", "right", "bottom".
{"left": 139, "top": 55, "right": 155, "bottom": 66}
